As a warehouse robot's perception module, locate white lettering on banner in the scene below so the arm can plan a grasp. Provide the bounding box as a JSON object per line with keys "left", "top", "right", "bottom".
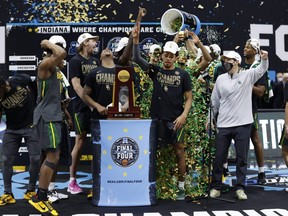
{"left": 37, "top": 26, "right": 70, "bottom": 34}
{"left": 194, "top": 212, "right": 211, "bottom": 216}
{"left": 170, "top": 213, "right": 190, "bottom": 216}
{"left": 2, "top": 209, "right": 288, "bottom": 216}
{"left": 275, "top": 25, "right": 288, "bottom": 61}
{"left": 143, "top": 214, "right": 162, "bottom": 216}
{"left": 213, "top": 211, "right": 243, "bottom": 216}
{"left": 250, "top": 24, "right": 288, "bottom": 61}
{"left": 270, "top": 119, "right": 277, "bottom": 149}
{"left": 259, "top": 119, "right": 284, "bottom": 150}
{"left": 259, "top": 119, "right": 269, "bottom": 149}
{"left": 243, "top": 210, "right": 262, "bottom": 216}
{"left": 261, "top": 209, "right": 288, "bottom": 216}
{"left": 72, "top": 27, "right": 98, "bottom": 33}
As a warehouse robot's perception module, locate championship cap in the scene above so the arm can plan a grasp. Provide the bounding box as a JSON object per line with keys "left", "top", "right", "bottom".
{"left": 77, "top": 33, "right": 99, "bottom": 45}
{"left": 163, "top": 41, "right": 179, "bottom": 54}
{"left": 115, "top": 37, "right": 129, "bottom": 52}
{"left": 221, "top": 51, "right": 242, "bottom": 64}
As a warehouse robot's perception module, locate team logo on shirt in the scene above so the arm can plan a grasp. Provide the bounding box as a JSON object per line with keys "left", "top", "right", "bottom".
{"left": 111, "top": 137, "right": 139, "bottom": 167}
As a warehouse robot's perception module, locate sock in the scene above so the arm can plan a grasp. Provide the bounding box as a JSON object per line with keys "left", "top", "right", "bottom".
{"left": 223, "top": 163, "right": 228, "bottom": 169}
{"left": 178, "top": 181, "right": 185, "bottom": 190}
{"left": 258, "top": 167, "right": 264, "bottom": 173}
{"left": 48, "top": 182, "right": 55, "bottom": 191}
{"left": 37, "top": 188, "right": 48, "bottom": 201}
{"left": 69, "top": 177, "right": 76, "bottom": 183}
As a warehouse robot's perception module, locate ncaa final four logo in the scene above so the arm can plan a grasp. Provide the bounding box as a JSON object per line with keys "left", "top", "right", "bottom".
{"left": 111, "top": 137, "right": 139, "bottom": 167}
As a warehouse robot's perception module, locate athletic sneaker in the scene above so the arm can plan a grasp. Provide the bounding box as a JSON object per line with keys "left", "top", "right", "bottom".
{"left": 28, "top": 196, "right": 58, "bottom": 216}
{"left": 48, "top": 189, "right": 69, "bottom": 203}
{"left": 67, "top": 180, "right": 83, "bottom": 194}
{"left": 176, "top": 188, "right": 185, "bottom": 200}
{"left": 0, "top": 193, "right": 16, "bottom": 206}
{"left": 257, "top": 172, "right": 267, "bottom": 185}
{"left": 23, "top": 191, "right": 37, "bottom": 200}
{"left": 87, "top": 189, "right": 93, "bottom": 200}
{"left": 210, "top": 189, "right": 220, "bottom": 198}
{"left": 235, "top": 189, "right": 247, "bottom": 200}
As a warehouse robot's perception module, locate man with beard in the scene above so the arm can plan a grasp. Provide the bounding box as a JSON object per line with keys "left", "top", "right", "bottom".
{"left": 132, "top": 22, "right": 193, "bottom": 200}
{"left": 242, "top": 38, "right": 267, "bottom": 184}
{"left": 0, "top": 74, "right": 40, "bottom": 205}
{"left": 29, "top": 36, "right": 66, "bottom": 216}
{"left": 68, "top": 33, "right": 100, "bottom": 197}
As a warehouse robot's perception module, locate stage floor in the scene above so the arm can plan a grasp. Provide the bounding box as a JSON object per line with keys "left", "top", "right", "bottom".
{"left": 0, "top": 158, "right": 288, "bottom": 216}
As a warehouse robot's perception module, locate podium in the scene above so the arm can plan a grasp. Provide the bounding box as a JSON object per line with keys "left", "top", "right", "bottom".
{"left": 91, "top": 119, "right": 157, "bottom": 206}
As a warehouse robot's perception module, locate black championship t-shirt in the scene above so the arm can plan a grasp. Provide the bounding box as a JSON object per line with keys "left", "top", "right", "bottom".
{"left": 242, "top": 62, "right": 266, "bottom": 113}
{"left": 148, "top": 65, "right": 192, "bottom": 121}
{"left": 0, "top": 74, "right": 36, "bottom": 129}
{"left": 69, "top": 53, "right": 100, "bottom": 112}
{"left": 84, "top": 66, "right": 115, "bottom": 119}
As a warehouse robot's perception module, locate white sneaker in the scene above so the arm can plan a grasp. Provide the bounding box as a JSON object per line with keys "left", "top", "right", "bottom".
{"left": 235, "top": 189, "right": 247, "bottom": 200}
{"left": 210, "top": 189, "right": 220, "bottom": 198}
{"left": 48, "top": 190, "right": 59, "bottom": 203}
{"left": 48, "top": 189, "right": 69, "bottom": 203}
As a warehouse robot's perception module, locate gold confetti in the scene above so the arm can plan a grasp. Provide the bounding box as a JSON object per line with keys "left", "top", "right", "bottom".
{"left": 168, "top": 4, "right": 172, "bottom": 8}
{"left": 100, "top": 15, "right": 107, "bottom": 20}
{"left": 106, "top": 3, "right": 111, "bottom": 8}
{"left": 198, "top": 4, "right": 204, "bottom": 9}
{"left": 131, "top": 0, "right": 134, "bottom": 2}
{"left": 215, "top": 3, "right": 219, "bottom": 8}
{"left": 113, "top": 10, "right": 117, "bottom": 15}
{"left": 129, "top": 13, "right": 133, "bottom": 19}
{"left": 235, "top": 46, "right": 240, "bottom": 50}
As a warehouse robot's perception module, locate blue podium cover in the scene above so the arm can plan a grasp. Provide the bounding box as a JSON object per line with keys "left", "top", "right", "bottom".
{"left": 91, "top": 119, "right": 157, "bottom": 206}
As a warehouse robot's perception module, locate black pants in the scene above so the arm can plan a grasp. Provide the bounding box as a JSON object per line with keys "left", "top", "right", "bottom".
{"left": 211, "top": 124, "right": 252, "bottom": 190}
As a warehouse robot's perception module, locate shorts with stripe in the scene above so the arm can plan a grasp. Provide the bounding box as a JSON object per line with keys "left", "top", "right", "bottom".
{"left": 36, "top": 117, "right": 62, "bottom": 150}
{"left": 154, "top": 119, "right": 185, "bottom": 145}
{"left": 73, "top": 110, "right": 91, "bottom": 135}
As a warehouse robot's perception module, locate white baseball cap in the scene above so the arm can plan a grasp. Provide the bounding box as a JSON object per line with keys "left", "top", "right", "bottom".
{"left": 222, "top": 51, "right": 242, "bottom": 64}
{"left": 209, "top": 44, "right": 221, "bottom": 56}
{"left": 163, "top": 41, "right": 178, "bottom": 55}
{"left": 115, "top": 37, "right": 129, "bottom": 52}
{"left": 77, "top": 33, "right": 99, "bottom": 45}
{"left": 149, "top": 44, "right": 162, "bottom": 53}
{"left": 49, "top": 35, "right": 67, "bottom": 48}
{"left": 247, "top": 38, "right": 260, "bottom": 53}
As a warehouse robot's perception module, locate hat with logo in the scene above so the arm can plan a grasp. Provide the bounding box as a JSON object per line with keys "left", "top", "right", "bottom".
{"left": 221, "top": 51, "right": 242, "bottom": 64}
{"left": 115, "top": 37, "right": 129, "bottom": 52}
{"left": 163, "top": 41, "right": 179, "bottom": 54}
{"left": 149, "top": 44, "right": 162, "bottom": 53}
{"left": 247, "top": 38, "right": 260, "bottom": 54}
{"left": 77, "top": 33, "right": 99, "bottom": 46}
{"left": 49, "top": 35, "right": 67, "bottom": 49}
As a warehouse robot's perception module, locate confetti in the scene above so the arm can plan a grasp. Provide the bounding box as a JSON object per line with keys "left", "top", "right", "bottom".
{"left": 198, "top": 4, "right": 204, "bottom": 9}
{"left": 215, "top": 3, "right": 219, "bottom": 8}
{"left": 235, "top": 46, "right": 240, "bottom": 49}
{"left": 224, "top": 27, "right": 229, "bottom": 32}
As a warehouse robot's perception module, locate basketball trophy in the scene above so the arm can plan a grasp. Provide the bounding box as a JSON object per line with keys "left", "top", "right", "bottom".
{"left": 107, "top": 66, "right": 140, "bottom": 119}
